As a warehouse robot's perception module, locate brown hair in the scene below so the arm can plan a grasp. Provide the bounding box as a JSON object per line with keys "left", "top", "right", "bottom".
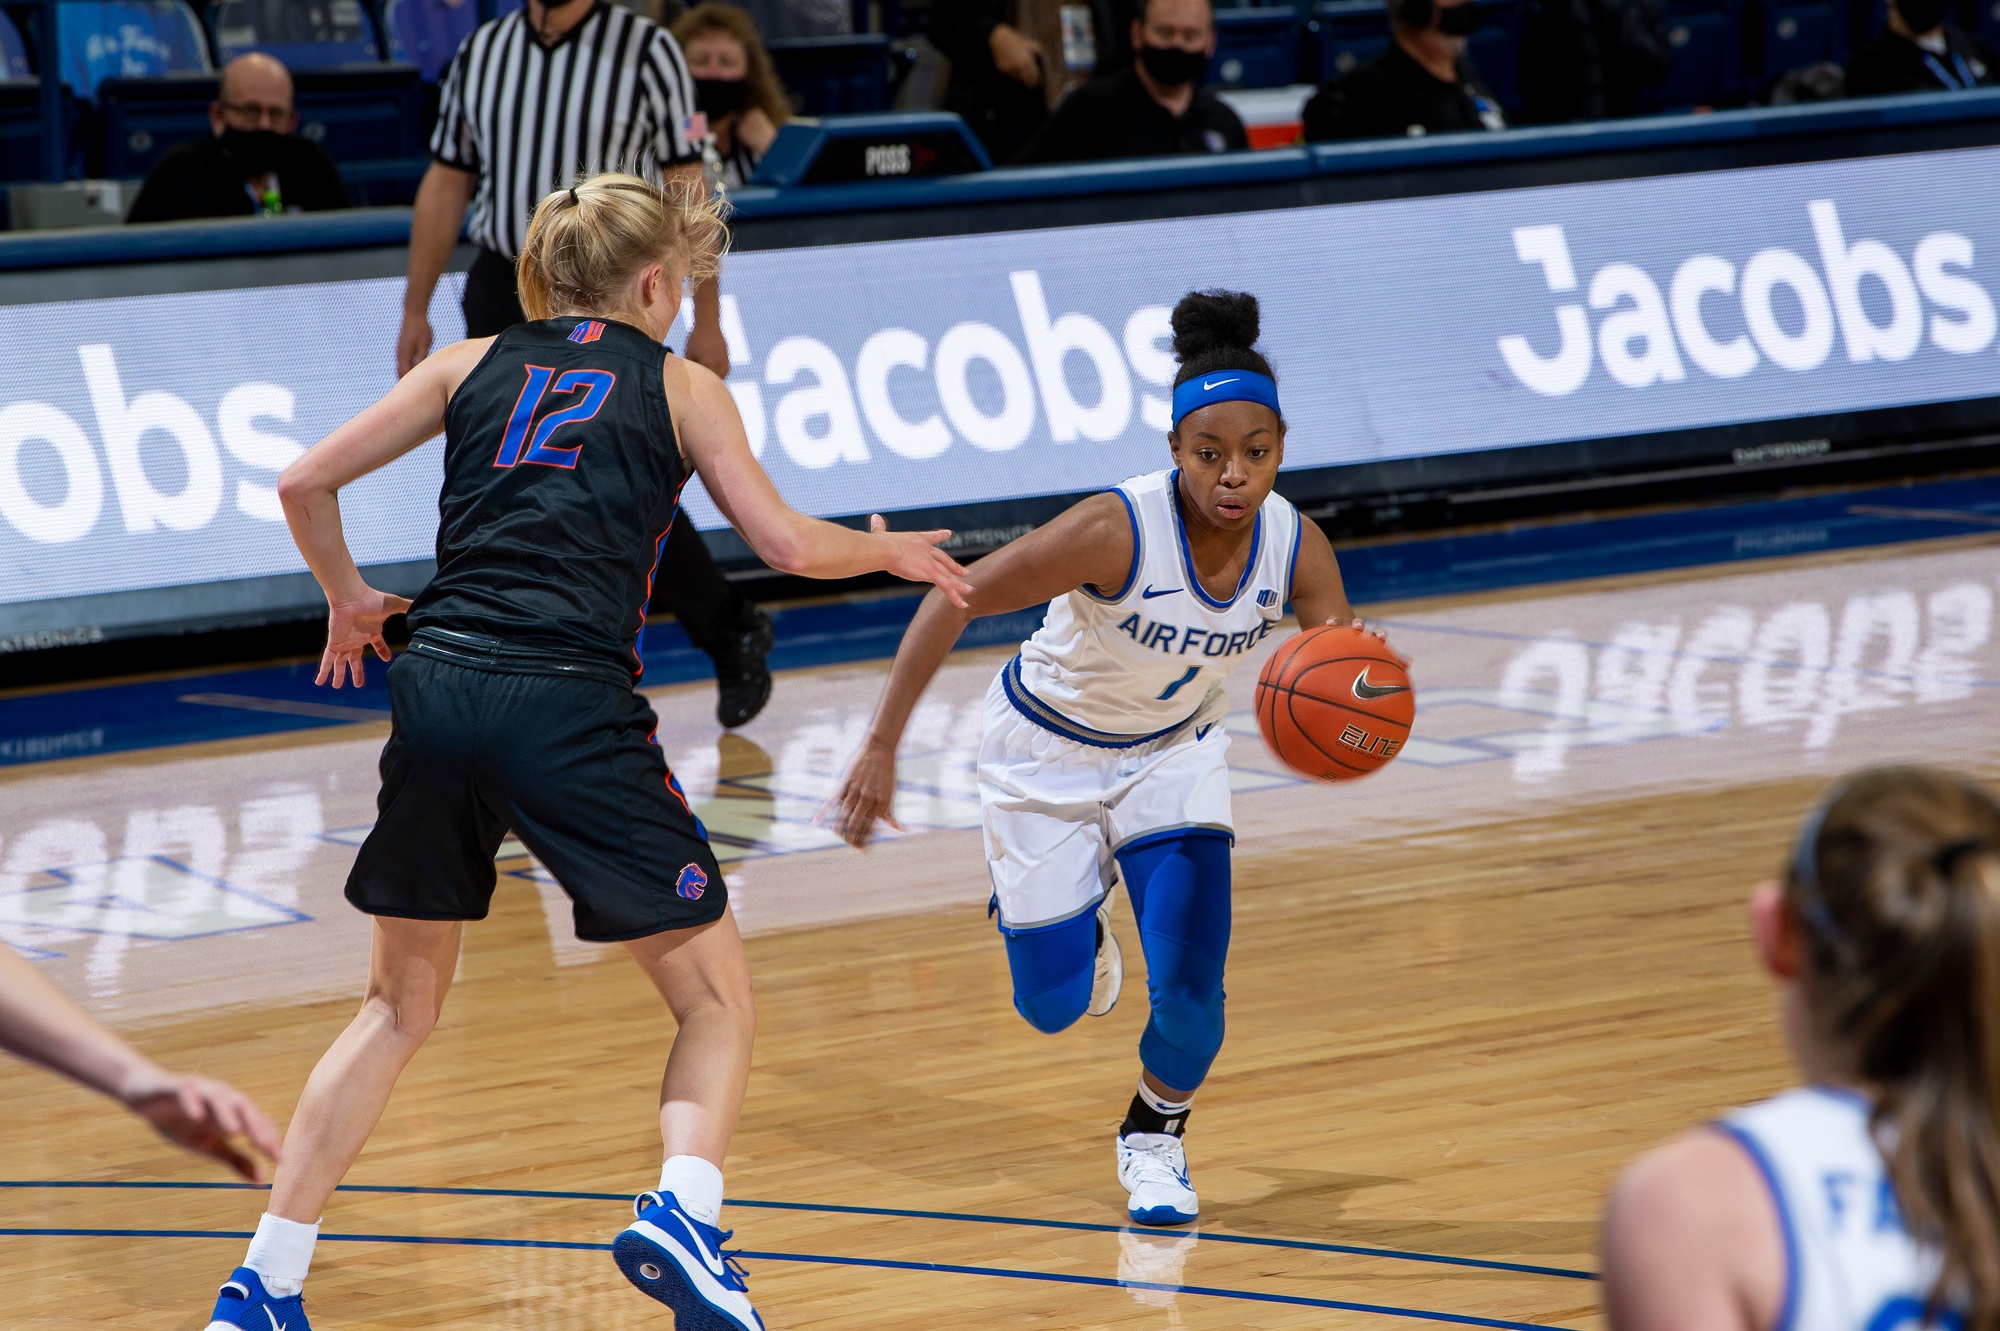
{"left": 515, "top": 173, "right": 727, "bottom": 323}
{"left": 671, "top": 3, "right": 792, "bottom": 128}
{"left": 1787, "top": 766, "right": 2000, "bottom": 1327}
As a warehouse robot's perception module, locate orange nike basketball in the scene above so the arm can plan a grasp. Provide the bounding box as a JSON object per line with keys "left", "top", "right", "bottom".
{"left": 1255, "top": 625, "right": 1413, "bottom": 781}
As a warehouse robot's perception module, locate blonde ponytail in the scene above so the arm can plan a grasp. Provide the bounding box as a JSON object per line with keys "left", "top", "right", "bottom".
{"left": 516, "top": 173, "right": 727, "bottom": 323}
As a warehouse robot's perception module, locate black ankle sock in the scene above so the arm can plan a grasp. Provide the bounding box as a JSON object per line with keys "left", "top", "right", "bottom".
{"left": 1121, "top": 1091, "right": 1190, "bottom": 1138}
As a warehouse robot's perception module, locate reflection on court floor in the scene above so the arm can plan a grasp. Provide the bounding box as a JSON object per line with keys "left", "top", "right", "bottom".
{"left": 4, "top": 540, "right": 1998, "bottom": 1019}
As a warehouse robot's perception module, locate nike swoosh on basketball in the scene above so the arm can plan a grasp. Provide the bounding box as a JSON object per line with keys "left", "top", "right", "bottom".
{"left": 673, "top": 1209, "right": 730, "bottom": 1277}
{"left": 1141, "top": 585, "right": 1181, "bottom": 599}
{"left": 1200, "top": 377, "right": 1238, "bottom": 390}
{"left": 1352, "top": 668, "right": 1410, "bottom": 701}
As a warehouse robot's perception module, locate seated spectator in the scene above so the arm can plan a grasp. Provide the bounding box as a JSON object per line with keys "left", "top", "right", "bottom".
{"left": 1013, "top": 0, "right": 1246, "bottom": 164}
{"left": 1847, "top": 0, "right": 1996, "bottom": 96}
{"left": 674, "top": 2, "right": 791, "bottom": 188}
{"left": 1302, "top": 0, "right": 1506, "bottom": 140}
{"left": 931, "top": 0, "right": 1118, "bottom": 162}
{"left": 127, "top": 53, "right": 349, "bottom": 224}
{"left": 1517, "top": 0, "right": 1670, "bottom": 123}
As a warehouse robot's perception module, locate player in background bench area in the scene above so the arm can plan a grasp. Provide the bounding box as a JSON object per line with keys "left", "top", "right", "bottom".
{"left": 397, "top": 0, "right": 778, "bottom": 729}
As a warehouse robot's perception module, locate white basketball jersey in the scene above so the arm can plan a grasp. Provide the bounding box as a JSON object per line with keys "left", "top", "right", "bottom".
{"left": 1005, "top": 469, "right": 1301, "bottom": 745}
{"left": 1720, "top": 1087, "right": 1953, "bottom": 1330}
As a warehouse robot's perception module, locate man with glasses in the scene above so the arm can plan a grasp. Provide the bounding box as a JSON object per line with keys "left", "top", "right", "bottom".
{"left": 127, "top": 53, "right": 350, "bottom": 223}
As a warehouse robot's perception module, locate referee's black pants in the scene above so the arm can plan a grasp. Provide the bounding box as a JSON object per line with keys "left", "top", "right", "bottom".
{"left": 462, "top": 248, "right": 748, "bottom": 658}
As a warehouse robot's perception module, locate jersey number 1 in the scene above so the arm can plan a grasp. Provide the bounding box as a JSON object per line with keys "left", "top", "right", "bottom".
{"left": 494, "top": 365, "right": 616, "bottom": 470}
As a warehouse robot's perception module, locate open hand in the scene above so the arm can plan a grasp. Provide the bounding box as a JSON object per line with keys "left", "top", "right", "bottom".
{"left": 871, "top": 514, "right": 973, "bottom": 608}
{"left": 822, "top": 737, "right": 904, "bottom": 849}
{"left": 124, "top": 1067, "right": 282, "bottom": 1183}
{"left": 320, "top": 586, "right": 413, "bottom": 688}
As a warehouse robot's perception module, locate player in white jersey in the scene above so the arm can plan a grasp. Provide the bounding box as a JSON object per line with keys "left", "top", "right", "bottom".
{"left": 1604, "top": 766, "right": 2000, "bottom": 1331}
{"left": 827, "top": 290, "right": 1386, "bottom": 1225}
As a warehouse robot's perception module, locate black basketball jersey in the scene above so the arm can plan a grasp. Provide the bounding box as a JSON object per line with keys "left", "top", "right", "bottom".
{"left": 406, "top": 317, "right": 685, "bottom": 679}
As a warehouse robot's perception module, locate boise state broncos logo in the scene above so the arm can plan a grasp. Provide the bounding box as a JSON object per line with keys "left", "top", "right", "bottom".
{"left": 675, "top": 864, "right": 710, "bottom": 900}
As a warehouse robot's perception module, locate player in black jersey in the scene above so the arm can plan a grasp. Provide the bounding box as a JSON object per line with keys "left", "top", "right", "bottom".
{"left": 199, "top": 174, "right": 970, "bottom": 1331}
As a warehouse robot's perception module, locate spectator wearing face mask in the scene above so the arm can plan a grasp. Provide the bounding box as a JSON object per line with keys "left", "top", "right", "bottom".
{"left": 127, "top": 53, "right": 350, "bottom": 223}
{"left": 930, "top": 0, "right": 1119, "bottom": 162}
{"left": 1012, "top": 0, "right": 1246, "bottom": 164}
{"left": 1847, "top": 0, "right": 1997, "bottom": 96}
{"left": 1302, "top": 0, "right": 1505, "bottom": 139}
{"left": 673, "top": 2, "right": 792, "bottom": 189}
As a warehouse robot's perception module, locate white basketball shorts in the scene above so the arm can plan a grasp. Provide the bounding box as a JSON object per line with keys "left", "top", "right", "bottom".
{"left": 977, "top": 669, "right": 1233, "bottom": 934}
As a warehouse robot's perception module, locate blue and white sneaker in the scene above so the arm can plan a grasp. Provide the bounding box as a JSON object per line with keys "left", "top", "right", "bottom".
{"left": 204, "top": 1266, "right": 311, "bottom": 1331}
{"left": 614, "top": 1190, "right": 764, "bottom": 1330}
{"left": 1117, "top": 1132, "right": 1200, "bottom": 1226}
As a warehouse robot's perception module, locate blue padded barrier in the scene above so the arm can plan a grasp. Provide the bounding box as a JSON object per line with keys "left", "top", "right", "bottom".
{"left": 1208, "top": 8, "right": 1303, "bottom": 88}
{"left": 8, "top": 87, "right": 1998, "bottom": 269}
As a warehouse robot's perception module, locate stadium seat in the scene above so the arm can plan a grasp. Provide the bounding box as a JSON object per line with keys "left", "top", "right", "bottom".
{"left": 1642, "top": 0, "right": 1744, "bottom": 108}
{"left": 96, "top": 64, "right": 423, "bottom": 178}
{"left": 0, "top": 81, "right": 78, "bottom": 183}
{"left": 206, "top": 0, "right": 382, "bottom": 67}
{"left": 768, "top": 34, "right": 892, "bottom": 114}
{"left": 57, "top": 0, "right": 212, "bottom": 97}
{"left": 1307, "top": 0, "right": 1391, "bottom": 83}
{"left": 384, "top": 0, "right": 489, "bottom": 81}
{"left": 1981, "top": 0, "right": 2000, "bottom": 50}
{"left": 0, "top": 8, "right": 31, "bottom": 78}
{"left": 1208, "top": 7, "right": 1303, "bottom": 88}
{"left": 1465, "top": 0, "right": 1523, "bottom": 113}
{"left": 1746, "top": 0, "right": 1846, "bottom": 87}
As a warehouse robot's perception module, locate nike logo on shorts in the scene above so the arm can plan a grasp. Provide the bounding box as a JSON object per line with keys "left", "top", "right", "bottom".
{"left": 1352, "top": 668, "right": 1410, "bottom": 701}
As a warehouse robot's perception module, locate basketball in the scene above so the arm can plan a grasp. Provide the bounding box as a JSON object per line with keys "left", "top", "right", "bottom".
{"left": 1255, "top": 625, "right": 1414, "bottom": 781}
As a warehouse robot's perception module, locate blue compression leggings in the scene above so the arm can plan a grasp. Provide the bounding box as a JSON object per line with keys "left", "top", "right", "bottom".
{"left": 1003, "top": 829, "right": 1232, "bottom": 1093}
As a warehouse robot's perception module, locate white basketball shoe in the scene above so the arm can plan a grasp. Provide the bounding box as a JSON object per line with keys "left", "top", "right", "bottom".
{"left": 1117, "top": 1132, "right": 1199, "bottom": 1226}
{"left": 1088, "top": 900, "right": 1123, "bottom": 1017}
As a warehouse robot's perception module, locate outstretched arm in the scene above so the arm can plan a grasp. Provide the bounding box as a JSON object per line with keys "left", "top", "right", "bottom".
{"left": 278, "top": 338, "right": 492, "bottom": 688}
{"left": 668, "top": 356, "right": 971, "bottom": 597}
{"left": 825, "top": 493, "right": 1135, "bottom": 847}
{"left": 0, "top": 945, "right": 281, "bottom": 1180}
{"left": 1287, "top": 517, "right": 1360, "bottom": 630}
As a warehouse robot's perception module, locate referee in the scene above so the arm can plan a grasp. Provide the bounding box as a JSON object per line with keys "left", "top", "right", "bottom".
{"left": 394, "top": 0, "right": 775, "bottom": 728}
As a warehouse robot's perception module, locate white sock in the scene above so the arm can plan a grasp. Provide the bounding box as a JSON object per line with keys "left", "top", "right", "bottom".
{"left": 1137, "top": 1079, "right": 1194, "bottom": 1117}
{"left": 658, "top": 1155, "right": 725, "bottom": 1227}
{"left": 243, "top": 1212, "right": 320, "bottom": 1297}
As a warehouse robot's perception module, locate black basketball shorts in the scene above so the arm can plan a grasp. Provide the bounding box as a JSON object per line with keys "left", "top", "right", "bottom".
{"left": 345, "top": 653, "right": 726, "bottom": 941}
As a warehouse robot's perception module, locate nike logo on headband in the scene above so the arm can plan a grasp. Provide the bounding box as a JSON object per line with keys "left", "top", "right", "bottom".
{"left": 1200, "top": 377, "right": 1239, "bottom": 391}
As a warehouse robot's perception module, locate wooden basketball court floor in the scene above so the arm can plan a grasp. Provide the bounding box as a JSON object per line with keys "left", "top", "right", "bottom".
{"left": 5, "top": 533, "right": 2000, "bottom": 1330}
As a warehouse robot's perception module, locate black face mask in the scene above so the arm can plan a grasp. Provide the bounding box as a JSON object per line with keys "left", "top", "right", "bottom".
{"left": 693, "top": 77, "right": 749, "bottom": 119}
{"left": 1438, "top": 3, "right": 1483, "bottom": 35}
{"left": 1137, "top": 42, "right": 1208, "bottom": 88}
{"left": 1896, "top": 0, "right": 1948, "bottom": 32}
{"left": 219, "top": 127, "right": 286, "bottom": 176}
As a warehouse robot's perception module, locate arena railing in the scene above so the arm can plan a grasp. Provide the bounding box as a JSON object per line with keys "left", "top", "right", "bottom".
{"left": 2, "top": 87, "right": 1995, "bottom": 271}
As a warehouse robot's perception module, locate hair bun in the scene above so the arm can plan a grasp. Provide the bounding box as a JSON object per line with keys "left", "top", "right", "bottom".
{"left": 1171, "top": 289, "right": 1262, "bottom": 365}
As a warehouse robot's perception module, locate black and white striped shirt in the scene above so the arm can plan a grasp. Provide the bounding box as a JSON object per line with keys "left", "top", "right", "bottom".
{"left": 430, "top": 1, "right": 702, "bottom": 257}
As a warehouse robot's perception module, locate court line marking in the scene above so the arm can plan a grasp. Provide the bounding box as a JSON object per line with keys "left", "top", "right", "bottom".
{"left": 0, "top": 1181, "right": 1596, "bottom": 1281}
{"left": 1374, "top": 619, "right": 2000, "bottom": 691}
{"left": 0, "top": 1227, "right": 1580, "bottom": 1331}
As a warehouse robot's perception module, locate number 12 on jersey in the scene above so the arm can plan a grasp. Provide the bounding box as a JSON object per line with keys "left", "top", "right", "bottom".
{"left": 494, "top": 365, "right": 617, "bottom": 470}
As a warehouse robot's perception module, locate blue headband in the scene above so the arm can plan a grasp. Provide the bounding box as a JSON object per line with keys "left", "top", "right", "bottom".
{"left": 1171, "top": 370, "right": 1280, "bottom": 429}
